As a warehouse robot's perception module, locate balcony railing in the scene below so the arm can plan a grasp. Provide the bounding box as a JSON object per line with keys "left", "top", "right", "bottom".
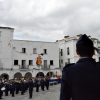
{"left": 19, "top": 65, "right": 29, "bottom": 69}
{"left": 41, "top": 65, "right": 50, "bottom": 70}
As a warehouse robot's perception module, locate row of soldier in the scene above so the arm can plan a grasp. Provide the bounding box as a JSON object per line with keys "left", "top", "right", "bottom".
{"left": 0, "top": 76, "right": 50, "bottom": 99}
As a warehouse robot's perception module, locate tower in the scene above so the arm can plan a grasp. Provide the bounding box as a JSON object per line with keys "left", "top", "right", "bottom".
{"left": 0, "top": 27, "right": 14, "bottom": 79}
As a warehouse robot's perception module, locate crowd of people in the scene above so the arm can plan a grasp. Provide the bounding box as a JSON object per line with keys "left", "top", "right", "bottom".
{"left": 0, "top": 76, "right": 50, "bottom": 99}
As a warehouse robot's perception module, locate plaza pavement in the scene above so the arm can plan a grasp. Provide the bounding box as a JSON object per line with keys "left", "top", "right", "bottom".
{"left": 2, "top": 84, "right": 60, "bottom": 100}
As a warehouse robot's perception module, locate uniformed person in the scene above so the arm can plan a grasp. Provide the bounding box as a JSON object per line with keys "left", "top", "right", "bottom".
{"left": 21, "top": 80, "right": 24, "bottom": 95}
{"left": 35, "top": 78, "right": 40, "bottom": 92}
{"left": 28, "top": 79, "right": 34, "bottom": 99}
{"left": 60, "top": 34, "right": 100, "bottom": 100}
{"left": 4, "top": 81, "right": 9, "bottom": 96}
{"left": 0, "top": 79, "right": 3, "bottom": 99}
{"left": 45, "top": 76, "right": 50, "bottom": 90}
{"left": 11, "top": 79, "right": 15, "bottom": 97}
{"left": 15, "top": 80, "right": 19, "bottom": 94}
{"left": 40, "top": 77, "right": 45, "bottom": 91}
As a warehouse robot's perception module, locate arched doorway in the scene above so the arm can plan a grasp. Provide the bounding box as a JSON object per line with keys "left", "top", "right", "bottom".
{"left": 24, "top": 72, "right": 32, "bottom": 78}
{"left": 46, "top": 71, "right": 54, "bottom": 77}
{"left": 14, "top": 72, "right": 22, "bottom": 78}
{"left": 36, "top": 72, "right": 44, "bottom": 77}
{"left": 1, "top": 73, "right": 9, "bottom": 79}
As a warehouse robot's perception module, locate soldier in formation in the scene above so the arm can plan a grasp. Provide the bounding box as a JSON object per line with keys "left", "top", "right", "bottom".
{"left": 0, "top": 76, "right": 50, "bottom": 99}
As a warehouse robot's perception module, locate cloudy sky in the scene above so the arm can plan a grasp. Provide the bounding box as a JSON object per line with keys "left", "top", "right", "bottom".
{"left": 0, "top": 0, "right": 100, "bottom": 42}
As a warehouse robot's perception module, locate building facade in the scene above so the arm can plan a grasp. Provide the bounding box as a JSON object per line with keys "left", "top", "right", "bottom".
{"left": 0, "top": 27, "right": 61, "bottom": 79}
{"left": 57, "top": 35, "right": 100, "bottom": 70}
{"left": 0, "top": 27, "right": 100, "bottom": 79}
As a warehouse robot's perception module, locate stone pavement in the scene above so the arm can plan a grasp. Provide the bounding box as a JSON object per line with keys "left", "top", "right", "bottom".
{"left": 2, "top": 84, "right": 60, "bottom": 100}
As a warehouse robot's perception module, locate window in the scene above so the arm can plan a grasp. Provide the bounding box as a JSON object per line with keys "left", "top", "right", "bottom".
{"left": 65, "top": 62, "right": 67, "bottom": 66}
{"left": 99, "top": 57, "right": 100, "bottom": 62}
{"left": 44, "top": 49, "right": 47, "bottom": 54}
{"left": 22, "top": 60, "right": 26, "bottom": 68}
{"left": 44, "top": 60, "right": 47, "bottom": 68}
{"left": 13, "top": 47, "right": 16, "bottom": 50}
{"left": 29, "top": 60, "right": 33, "bottom": 65}
{"left": 22, "top": 48, "right": 26, "bottom": 53}
{"left": 68, "top": 59, "right": 70, "bottom": 64}
{"left": 61, "top": 49, "right": 63, "bottom": 56}
{"left": 59, "top": 60, "right": 61, "bottom": 67}
{"left": 14, "top": 60, "right": 18, "bottom": 65}
{"left": 33, "top": 48, "right": 37, "bottom": 54}
{"left": 0, "top": 31, "right": 1, "bottom": 36}
{"left": 61, "top": 59, "right": 63, "bottom": 64}
{"left": 0, "top": 42, "right": 1, "bottom": 52}
{"left": 50, "top": 60, "right": 53, "bottom": 65}
{"left": 94, "top": 52, "right": 96, "bottom": 55}
{"left": 67, "top": 47, "right": 70, "bottom": 55}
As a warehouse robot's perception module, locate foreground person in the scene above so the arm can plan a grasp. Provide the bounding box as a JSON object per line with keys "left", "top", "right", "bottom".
{"left": 60, "top": 34, "right": 100, "bottom": 100}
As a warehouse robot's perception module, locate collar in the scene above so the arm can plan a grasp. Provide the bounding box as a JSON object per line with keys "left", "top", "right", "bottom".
{"left": 76, "top": 58, "right": 96, "bottom": 63}
{"left": 80, "top": 57, "right": 89, "bottom": 59}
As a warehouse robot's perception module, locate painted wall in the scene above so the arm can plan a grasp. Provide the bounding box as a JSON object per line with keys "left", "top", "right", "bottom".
{"left": 0, "top": 27, "right": 60, "bottom": 79}
{"left": 0, "top": 28, "right": 13, "bottom": 70}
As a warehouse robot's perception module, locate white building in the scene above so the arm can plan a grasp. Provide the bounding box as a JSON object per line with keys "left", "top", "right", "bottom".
{"left": 0, "top": 27, "right": 61, "bottom": 79}
{"left": 0, "top": 27, "right": 99, "bottom": 79}
{"left": 57, "top": 35, "right": 100, "bottom": 70}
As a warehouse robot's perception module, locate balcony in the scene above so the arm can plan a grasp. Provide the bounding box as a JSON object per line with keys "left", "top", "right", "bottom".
{"left": 41, "top": 65, "right": 50, "bottom": 70}
{"left": 0, "top": 67, "right": 3, "bottom": 70}
{"left": 19, "top": 65, "right": 29, "bottom": 70}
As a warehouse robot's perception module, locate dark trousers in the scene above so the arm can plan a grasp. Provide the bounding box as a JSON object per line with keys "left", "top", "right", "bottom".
{"left": 12, "top": 88, "right": 14, "bottom": 97}
{"left": 36, "top": 86, "right": 39, "bottom": 92}
{"left": 10, "top": 89, "right": 12, "bottom": 94}
{"left": 29, "top": 88, "right": 33, "bottom": 99}
{"left": 16, "top": 88, "right": 18, "bottom": 94}
{"left": 46, "top": 84, "right": 49, "bottom": 90}
{"left": 0, "top": 91, "right": 3, "bottom": 99}
{"left": 5, "top": 89, "right": 8, "bottom": 96}
{"left": 21, "top": 87, "right": 24, "bottom": 95}
{"left": 41, "top": 85, "right": 44, "bottom": 91}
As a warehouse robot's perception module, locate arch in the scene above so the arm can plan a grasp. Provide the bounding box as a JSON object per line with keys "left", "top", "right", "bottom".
{"left": 14, "top": 72, "right": 22, "bottom": 78}
{"left": 1, "top": 73, "right": 9, "bottom": 79}
{"left": 24, "top": 72, "right": 32, "bottom": 78}
{"left": 36, "top": 72, "right": 44, "bottom": 77}
{"left": 46, "top": 71, "right": 54, "bottom": 77}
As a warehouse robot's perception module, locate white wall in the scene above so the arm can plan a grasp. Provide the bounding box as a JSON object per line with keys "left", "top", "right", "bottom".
{"left": 58, "top": 37, "right": 100, "bottom": 70}
{"left": 0, "top": 27, "right": 60, "bottom": 79}
{"left": 0, "top": 28, "right": 14, "bottom": 69}
{"left": 13, "top": 40, "right": 59, "bottom": 69}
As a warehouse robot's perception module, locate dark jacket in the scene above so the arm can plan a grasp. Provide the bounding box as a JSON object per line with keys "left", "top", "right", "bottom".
{"left": 60, "top": 58, "right": 100, "bottom": 100}
{"left": 28, "top": 81, "right": 33, "bottom": 89}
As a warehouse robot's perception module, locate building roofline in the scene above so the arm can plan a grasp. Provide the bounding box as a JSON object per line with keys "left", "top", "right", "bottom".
{"left": 0, "top": 26, "right": 14, "bottom": 30}
{"left": 13, "top": 39, "right": 57, "bottom": 43}
{"left": 57, "top": 35, "right": 99, "bottom": 42}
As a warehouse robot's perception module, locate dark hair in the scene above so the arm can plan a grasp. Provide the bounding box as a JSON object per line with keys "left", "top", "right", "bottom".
{"left": 76, "top": 35, "right": 94, "bottom": 57}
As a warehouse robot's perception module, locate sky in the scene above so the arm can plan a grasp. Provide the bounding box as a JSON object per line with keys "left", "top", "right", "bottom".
{"left": 0, "top": 0, "right": 100, "bottom": 42}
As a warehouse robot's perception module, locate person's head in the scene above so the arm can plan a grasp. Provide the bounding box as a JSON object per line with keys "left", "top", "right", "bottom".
{"left": 76, "top": 34, "right": 94, "bottom": 58}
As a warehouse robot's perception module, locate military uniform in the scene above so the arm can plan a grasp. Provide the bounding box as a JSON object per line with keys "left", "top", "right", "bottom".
{"left": 5, "top": 82, "right": 9, "bottom": 96}
{"left": 40, "top": 78, "right": 45, "bottom": 91}
{"left": 35, "top": 79, "right": 40, "bottom": 92}
{"left": 0, "top": 82, "right": 3, "bottom": 99}
{"left": 11, "top": 81, "right": 15, "bottom": 97}
{"left": 15, "top": 81, "right": 19, "bottom": 94}
{"left": 45, "top": 77, "right": 50, "bottom": 90}
{"left": 21, "top": 81, "right": 24, "bottom": 95}
{"left": 28, "top": 80, "right": 34, "bottom": 99}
